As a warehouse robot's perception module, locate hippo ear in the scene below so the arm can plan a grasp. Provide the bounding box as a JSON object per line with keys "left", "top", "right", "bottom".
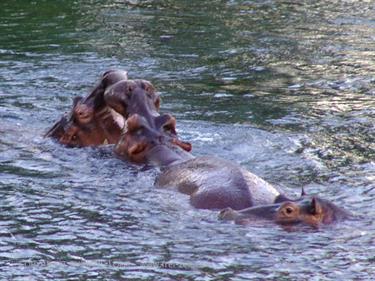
{"left": 310, "top": 197, "right": 323, "bottom": 215}
{"left": 301, "top": 187, "right": 307, "bottom": 197}
{"left": 72, "top": 96, "right": 83, "bottom": 107}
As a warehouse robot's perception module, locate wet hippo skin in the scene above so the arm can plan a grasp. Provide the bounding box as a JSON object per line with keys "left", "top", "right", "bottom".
{"left": 45, "top": 70, "right": 160, "bottom": 148}
{"left": 116, "top": 113, "right": 283, "bottom": 210}
{"left": 219, "top": 196, "right": 351, "bottom": 227}
{"left": 104, "top": 79, "right": 160, "bottom": 126}
{"left": 106, "top": 80, "right": 193, "bottom": 158}
{"left": 45, "top": 95, "right": 124, "bottom": 147}
{"left": 45, "top": 69, "right": 129, "bottom": 146}
{"left": 156, "top": 156, "right": 281, "bottom": 210}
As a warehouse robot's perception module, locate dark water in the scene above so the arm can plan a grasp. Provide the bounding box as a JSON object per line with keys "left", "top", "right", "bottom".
{"left": 0, "top": 0, "right": 374, "bottom": 280}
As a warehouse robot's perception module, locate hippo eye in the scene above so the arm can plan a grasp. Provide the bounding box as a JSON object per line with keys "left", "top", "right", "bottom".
{"left": 285, "top": 207, "right": 294, "bottom": 214}
{"left": 279, "top": 205, "right": 296, "bottom": 217}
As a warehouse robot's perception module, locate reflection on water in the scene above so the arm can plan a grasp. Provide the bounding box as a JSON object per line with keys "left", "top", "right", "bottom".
{"left": 0, "top": 0, "right": 374, "bottom": 280}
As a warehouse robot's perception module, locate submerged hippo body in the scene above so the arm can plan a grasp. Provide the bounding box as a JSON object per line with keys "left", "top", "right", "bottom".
{"left": 117, "top": 114, "right": 283, "bottom": 210}
{"left": 156, "top": 156, "right": 281, "bottom": 210}
{"left": 219, "top": 196, "right": 351, "bottom": 227}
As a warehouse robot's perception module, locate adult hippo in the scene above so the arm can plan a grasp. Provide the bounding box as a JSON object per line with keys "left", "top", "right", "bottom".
{"left": 45, "top": 96, "right": 125, "bottom": 147}
{"left": 116, "top": 113, "right": 288, "bottom": 210}
{"left": 45, "top": 69, "right": 129, "bottom": 145}
{"left": 74, "top": 69, "right": 130, "bottom": 126}
{"left": 45, "top": 70, "right": 161, "bottom": 147}
{"left": 219, "top": 196, "right": 351, "bottom": 228}
{"left": 103, "top": 78, "right": 159, "bottom": 128}
{"left": 103, "top": 79, "right": 192, "bottom": 153}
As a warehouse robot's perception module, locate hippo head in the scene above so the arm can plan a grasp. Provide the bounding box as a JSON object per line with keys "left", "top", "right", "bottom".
{"left": 45, "top": 76, "right": 160, "bottom": 148}
{"left": 275, "top": 197, "right": 350, "bottom": 226}
{"left": 44, "top": 97, "right": 85, "bottom": 141}
{"left": 45, "top": 96, "right": 124, "bottom": 147}
{"left": 101, "top": 69, "right": 128, "bottom": 87}
{"left": 61, "top": 79, "right": 161, "bottom": 148}
{"left": 115, "top": 113, "right": 192, "bottom": 164}
{"left": 219, "top": 196, "right": 350, "bottom": 229}
{"left": 58, "top": 123, "right": 103, "bottom": 147}
{"left": 104, "top": 79, "right": 160, "bottom": 124}
{"left": 82, "top": 69, "right": 129, "bottom": 110}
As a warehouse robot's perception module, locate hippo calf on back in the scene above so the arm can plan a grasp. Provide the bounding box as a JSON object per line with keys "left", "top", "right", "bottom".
{"left": 219, "top": 196, "right": 351, "bottom": 228}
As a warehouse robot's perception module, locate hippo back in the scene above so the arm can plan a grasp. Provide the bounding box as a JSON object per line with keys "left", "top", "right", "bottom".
{"left": 155, "top": 156, "right": 281, "bottom": 210}
{"left": 240, "top": 168, "right": 281, "bottom": 205}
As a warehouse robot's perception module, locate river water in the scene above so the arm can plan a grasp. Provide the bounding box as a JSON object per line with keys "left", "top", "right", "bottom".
{"left": 0, "top": 0, "right": 374, "bottom": 280}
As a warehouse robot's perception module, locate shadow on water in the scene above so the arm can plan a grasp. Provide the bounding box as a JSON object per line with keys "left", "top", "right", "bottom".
{"left": 0, "top": 0, "right": 374, "bottom": 280}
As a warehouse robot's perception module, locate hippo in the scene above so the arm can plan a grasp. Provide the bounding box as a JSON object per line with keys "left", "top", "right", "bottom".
{"left": 103, "top": 79, "right": 192, "bottom": 154}
{"left": 74, "top": 69, "right": 130, "bottom": 125}
{"left": 45, "top": 70, "right": 161, "bottom": 147}
{"left": 116, "top": 113, "right": 287, "bottom": 210}
{"left": 103, "top": 79, "right": 160, "bottom": 128}
{"left": 45, "top": 96, "right": 125, "bottom": 147}
{"left": 219, "top": 196, "right": 351, "bottom": 228}
{"left": 45, "top": 69, "right": 129, "bottom": 145}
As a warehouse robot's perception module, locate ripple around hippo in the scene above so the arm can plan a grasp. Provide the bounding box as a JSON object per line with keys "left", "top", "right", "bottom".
{"left": 45, "top": 68, "right": 353, "bottom": 228}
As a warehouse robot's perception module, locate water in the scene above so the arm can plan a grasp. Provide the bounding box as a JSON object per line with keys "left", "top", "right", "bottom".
{"left": 0, "top": 0, "right": 374, "bottom": 280}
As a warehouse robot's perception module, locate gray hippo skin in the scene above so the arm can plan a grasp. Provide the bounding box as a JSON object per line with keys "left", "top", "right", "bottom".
{"left": 219, "top": 196, "right": 351, "bottom": 227}
{"left": 156, "top": 156, "right": 281, "bottom": 210}
{"left": 116, "top": 113, "right": 283, "bottom": 210}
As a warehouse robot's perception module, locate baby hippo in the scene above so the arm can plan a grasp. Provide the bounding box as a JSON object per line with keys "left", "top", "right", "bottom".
{"left": 219, "top": 196, "right": 351, "bottom": 228}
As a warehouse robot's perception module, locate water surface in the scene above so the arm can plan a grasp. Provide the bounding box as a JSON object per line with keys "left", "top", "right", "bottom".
{"left": 0, "top": 0, "right": 374, "bottom": 280}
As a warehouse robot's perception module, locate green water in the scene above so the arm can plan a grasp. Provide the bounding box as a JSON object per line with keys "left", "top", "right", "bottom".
{"left": 0, "top": 0, "right": 374, "bottom": 280}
